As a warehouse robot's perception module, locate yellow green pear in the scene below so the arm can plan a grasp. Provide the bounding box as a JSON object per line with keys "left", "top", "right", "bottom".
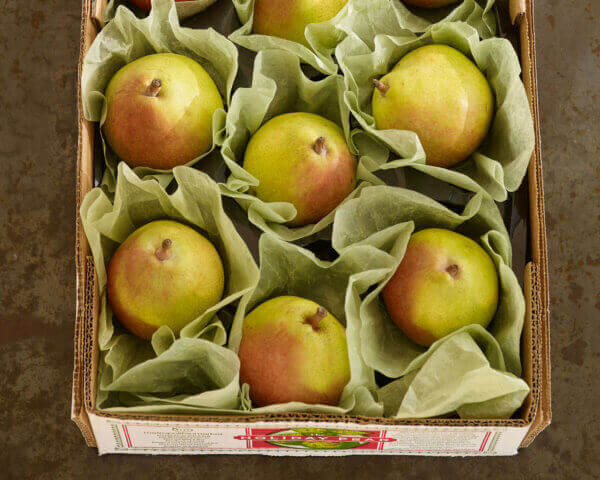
{"left": 372, "top": 44, "right": 494, "bottom": 168}
{"left": 243, "top": 112, "right": 357, "bottom": 227}
{"left": 252, "top": 0, "right": 348, "bottom": 46}
{"left": 382, "top": 228, "right": 499, "bottom": 347}
{"left": 104, "top": 53, "right": 223, "bottom": 169}
{"left": 107, "top": 220, "right": 225, "bottom": 340}
{"left": 238, "top": 296, "right": 351, "bottom": 407}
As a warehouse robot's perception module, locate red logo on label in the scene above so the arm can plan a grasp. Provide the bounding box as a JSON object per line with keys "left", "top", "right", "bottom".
{"left": 235, "top": 428, "right": 393, "bottom": 451}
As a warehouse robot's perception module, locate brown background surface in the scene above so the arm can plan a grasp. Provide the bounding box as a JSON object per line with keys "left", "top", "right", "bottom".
{"left": 1, "top": 0, "right": 599, "bottom": 478}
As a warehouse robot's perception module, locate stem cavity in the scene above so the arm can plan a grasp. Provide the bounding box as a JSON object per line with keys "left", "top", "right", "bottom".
{"left": 145, "top": 78, "right": 162, "bottom": 97}
{"left": 155, "top": 239, "right": 173, "bottom": 261}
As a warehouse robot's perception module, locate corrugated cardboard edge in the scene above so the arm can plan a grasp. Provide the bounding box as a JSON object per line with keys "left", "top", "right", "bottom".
{"left": 70, "top": 0, "right": 551, "bottom": 448}
{"left": 71, "top": 0, "right": 97, "bottom": 447}
{"left": 514, "top": 0, "right": 552, "bottom": 447}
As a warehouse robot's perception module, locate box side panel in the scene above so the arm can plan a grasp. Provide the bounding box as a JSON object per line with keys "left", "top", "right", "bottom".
{"left": 88, "top": 415, "right": 529, "bottom": 457}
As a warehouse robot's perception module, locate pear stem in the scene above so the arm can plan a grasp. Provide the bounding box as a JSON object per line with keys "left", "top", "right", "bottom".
{"left": 305, "top": 307, "right": 328, "bottom": 329}
{"left": 312, "top": 137, "right": 327, "bottom": 156}
{"left": 446, "top": 264, "right": 459, "bottom": 278}
{"left": 372, "top": 78, "right": 389, "bottom": 96}
{"left": 155, "top": 239, "right": 172, "bottom": 261}
{"left": 145, "top": 78, "right": 162, "bottom": 97}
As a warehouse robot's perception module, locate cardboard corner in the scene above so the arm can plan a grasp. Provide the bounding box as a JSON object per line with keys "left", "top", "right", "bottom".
{"left": 509, "top": 0, "right": 527, "bottom": 25}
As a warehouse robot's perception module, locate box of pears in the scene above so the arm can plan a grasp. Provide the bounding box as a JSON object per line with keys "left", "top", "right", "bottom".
{"left": 72, "top": 0, "right": 550, "bottom": 456}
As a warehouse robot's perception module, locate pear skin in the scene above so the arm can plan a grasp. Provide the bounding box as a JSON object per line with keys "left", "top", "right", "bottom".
{"left": 104, "top": 53, "right": 223, "bottom": 169}
{"left": 107, "top": 220, "right": 225, "bottom": 340}
{"left": 238, "top": 296, "right": 351, "bottom": 407}
{"left": 252, "top": 0, "right": 348, "bottom": 47}
{"left": 243, "top": 112, "right": 357, "bottom": 227}
{"left": 372, "top": 44, "right": 494, "bottom": 168}
{"left": 382, "top": 228, "right": 499, "bottom": 347}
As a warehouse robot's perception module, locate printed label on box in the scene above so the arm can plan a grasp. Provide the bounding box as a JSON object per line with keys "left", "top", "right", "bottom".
{"left": 89, "top": 414, "right": 529, "bottom": 456}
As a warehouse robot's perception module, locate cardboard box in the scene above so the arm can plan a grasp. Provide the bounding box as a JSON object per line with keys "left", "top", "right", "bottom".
{"left": 72, "top": 0, "right": 551, "bottom": 456}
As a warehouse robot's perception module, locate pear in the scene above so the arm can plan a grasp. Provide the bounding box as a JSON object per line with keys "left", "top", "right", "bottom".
{"left": 253, "top": 0, "right": 349, "bottom": 47}
{"left": 107, "top": 220, "right": 225, "bottom": 340}
{"left": 238, "top": 296, "right": 351, "bottom": 406}
{"left": 104, "top": 53, "right": 223, "bottom": 169}
{"left": 382, "top": 228, "right": 499, "bottom": 347}
{"left": 243, "top": 112, "right": 357, "bottom": 227}
{"left": 372, "top": 44, "right": 494, "bottom": 168}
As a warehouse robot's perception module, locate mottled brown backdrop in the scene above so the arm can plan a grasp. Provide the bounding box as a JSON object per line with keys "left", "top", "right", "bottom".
{"left": 0, "top": 0, "right": 599, "bottom": 478}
